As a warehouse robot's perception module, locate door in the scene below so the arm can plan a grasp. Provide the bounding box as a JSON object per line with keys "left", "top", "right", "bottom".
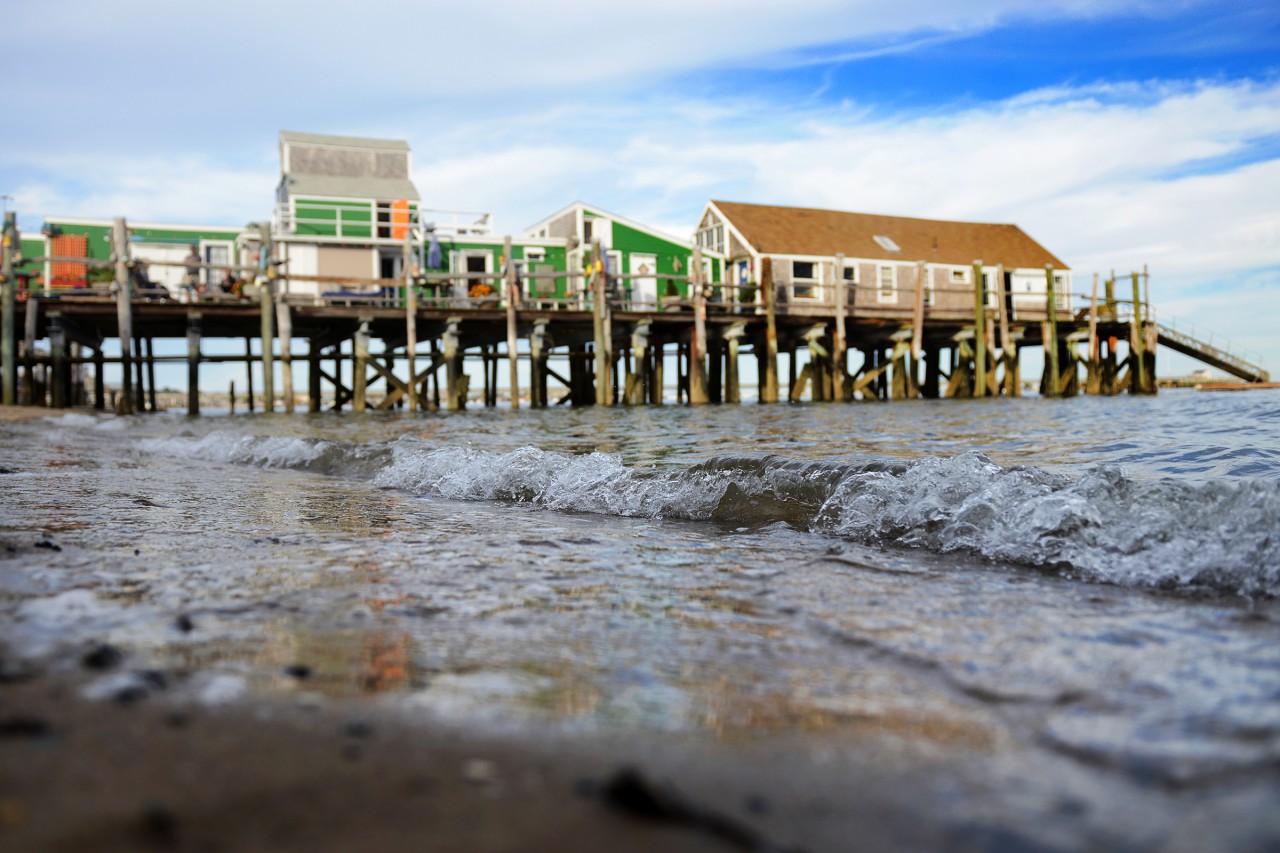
{"left": 630, "top": 253, "right": 657, "bottom": 309}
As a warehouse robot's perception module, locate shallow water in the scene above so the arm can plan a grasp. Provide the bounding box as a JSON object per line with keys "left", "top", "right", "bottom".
{"left": 3, "top": 390, "right": 1279, "bottom": 850}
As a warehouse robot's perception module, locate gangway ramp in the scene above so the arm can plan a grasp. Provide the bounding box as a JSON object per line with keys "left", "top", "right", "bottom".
{"left": 1156, "top": 323, "right": 1270, "bottom": 383}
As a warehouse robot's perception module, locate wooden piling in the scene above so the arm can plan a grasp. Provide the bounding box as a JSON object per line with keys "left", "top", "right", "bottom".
{"left": 308, "top": 338, "right": 322, "bottom": 412}
{"left": 530, "top": 320, "right": 549, "bottom": 408}
{"left": 503, "top": 236, "right": 520, "bottom": 409}
{"left": 187, "top": 313, "right": 201, "bottom": 415}
{"left": 1130, "top": 272, "right": 1147, "bottom": 395}
{"left": 1086, "top": 273, "right": 1101, "bottom": 394}
{"left": 590, "top": 240, "right": 609, "bottom": 406}
{"left": 833, "top": 253, "right": 848, "bottom": 401}
{"left": 973, "top": 260, "right": 987, "bottom": 397}
{"left": 353, "top": 319, "right": 370, "bottom": 413}
{"left": 23, "top": 295, "right": 37, "bottom": 405}
{"left": 244, "top": 337, "right": 255, "bottom": 412}
{"left": 277, "top": 301, "right": 294, "bottom": 413}
{"left": 229, "top": 381, "right": 235, "bottom": 414}
{"left": 112, "top": 218, "right": 134, "bottom": 414}
{"left": 651, "top": 336, "right": 664, "bottom": 405}
{"left": 995, "top": 264, "right": 1016, "bottom": 397}
{"left": 404, "top": 236, "right": 419, "bottom": 412}
{"left": 1043, "top": 265, "right": 1060, "bottom": 398}
{"left": 725, "top": 322, "right": 744, "bottom": 404}
{"left": 444, "top": 317, "right": 466, "bottom": 410}
{"left": 48, "top": 315, "right": 65, "bottom": 409}
{"left": 760, "top": 258, "right": 779, "bottom": 404}
{"left": 1, "top": 212, "right": 16, "bottom": 405}
{"left": 259, "top": 276, "right": 276, "bottom": 413}
{"left": 689, "top": 247, "right": 709, "bottom": 405}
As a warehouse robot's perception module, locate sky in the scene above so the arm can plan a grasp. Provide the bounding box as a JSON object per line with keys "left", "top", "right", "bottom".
{"left": 6, "top": 0, "right": 1279, "bottom": 383}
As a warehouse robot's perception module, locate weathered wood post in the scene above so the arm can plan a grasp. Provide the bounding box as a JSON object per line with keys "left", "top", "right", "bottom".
{"left": 186, "top": 312, "right": 201, "bottom": 415}
{"left": 244, "top": 338, "right": 255, "bottom": 412}
{"left": 1, "top": 211, "right": 16, "bottom": 405}
{"left": 92, "top": 344, "right": 104, "bottom": 410}
{"left": 724, "top": 321, "right": 744, "bottom": 404}
{"left": 404, "top": 235, "right": 418, "bottom": 412}
{"left": 973, "top": 260, "right": 987, "bottom": 398}
{"left": 1143, "top": 265, "right": 1157, "bottom": 392}
{"left": 112, "top": 218, "right": 135, "bottom": 414}
{"left": 277, "top": 300, "right": 294, "bottom": 413}
{"left": 353, "top": 319, "right": 370, "bottom": 413}
{"left": 229, "top": 381, "right": 235, "bottom": 415}
{"left": 1086, "top": 273, "right": 1101, "bottom": 395}
{"left": 256, "top": 224, "right": 276, "bottom": 412}
{"left": 23, "top": 296, "right": 37, "bottom": 406}
{"left": 1043, "top": 265, "right": 1060, "bottom": 398}
{"left": 995, "top": 263, "right": 1016, "bottom": 397}
{"left": 650, "top": 334, "right": 664, "bottom": 405}
{"left": 530, "top": 319, "right": 549, "bottom": 408}
{"left": 1130, "top": 271, "right": 1147, "bottom": 395}
{"left": 48, "top": 314, "right": 65, "bottom": 409}
{"left": 760, "top": 257, "right": 779, "bottom": 403}
{"left": 833, "top": 253, "right": 848, "bottom": 401}
{"left": 590, "top": 240, "right": 609, "bottom": 406}
{"left": 502, "top": 236, "right": 520, "bottom": 409}
{"left": 444, "top": 317, "right": 466, "bottom": 410}
{"left": 626, "top": 322, "right": 650, "bottom": 406}
{"left": 308, "top": 338, "right": 322, "bottom": 412}
{"left": 910, "top": 262, "right": 926, "bottom": 399}
{"left": 689, "top": 247, "right": 709, "bottom": 405}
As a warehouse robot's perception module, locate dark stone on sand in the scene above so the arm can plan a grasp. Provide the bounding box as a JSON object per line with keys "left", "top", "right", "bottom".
{"left": 142, "top": 804, "right": 178, "bottom": 845}
{"left": 140, "top": 670, "right": 168, "bottom": 690}
{"left": 35, "top": 540, "right": 61, "bottom": 552}
{"left": 0, "top": 716, "right": 51, "bottom": 739}
{"left": 343, "top": 720, "right": 374, "bottom": 739}
{"left": 83, "top": 644, "right": 123, "bottom": 671}
{"left": 114, "top": 685, "right": 150, "bottom": 706}
{"left": 0, "top": 466, "right": 16, "bottom": 474}
{"left": 174, "top": 614, "right": 195, "bottom": 633}
{"left": 284, "top": 664, "right": 313, "bottom": 679}
{"left": 0, "top": 658, "right": 39, "bottom": 683}
{"left": 134, "top": 549, "right": 141, "bottom": 556}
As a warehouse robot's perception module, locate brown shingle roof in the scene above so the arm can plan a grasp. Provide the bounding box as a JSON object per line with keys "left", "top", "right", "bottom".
{"left": 712, "top": 201, "right": 1067, "bottom": 269}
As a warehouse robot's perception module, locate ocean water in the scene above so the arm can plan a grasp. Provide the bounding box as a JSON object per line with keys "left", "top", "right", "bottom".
{"left": 3, "top": 390, "right": 1279, "bottom": 850}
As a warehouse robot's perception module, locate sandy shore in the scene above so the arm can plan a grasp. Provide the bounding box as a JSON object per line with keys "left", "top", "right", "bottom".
{"left": 0, "top": 405, "right": 56, "bottom": 422}
{"left": 0, "top": 669, "right": 947, "bottom": 852}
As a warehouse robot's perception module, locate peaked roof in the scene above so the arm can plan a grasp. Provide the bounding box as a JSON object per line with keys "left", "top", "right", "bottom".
{"left": 711, "top": 201, "right": 1067, "bottom": 269}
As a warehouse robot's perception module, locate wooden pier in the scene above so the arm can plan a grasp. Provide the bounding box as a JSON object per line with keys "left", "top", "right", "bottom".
{"left": 2, "top": 215, "right": 1268, "bottom": 414}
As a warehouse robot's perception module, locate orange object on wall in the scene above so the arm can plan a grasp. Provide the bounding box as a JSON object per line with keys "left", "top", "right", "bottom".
{"left": 391, "top": 199, "right": 410, "bottom": 241}
{"left": 51, "top": 234, "right": 88, "bottom": 288}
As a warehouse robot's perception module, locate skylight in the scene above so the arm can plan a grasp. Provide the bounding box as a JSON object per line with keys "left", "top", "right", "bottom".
{"left": 873, "top": 235, "right": 901, "bottom": 252}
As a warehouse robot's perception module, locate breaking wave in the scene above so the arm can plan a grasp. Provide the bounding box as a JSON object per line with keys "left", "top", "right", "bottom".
{"left": 148, "top": 434, "right": 1280, "bottom": 598}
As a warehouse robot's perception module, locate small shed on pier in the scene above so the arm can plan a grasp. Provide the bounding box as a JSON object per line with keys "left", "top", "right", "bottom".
{"left": 525, "top": 202, "right": 722, "bottom": 309}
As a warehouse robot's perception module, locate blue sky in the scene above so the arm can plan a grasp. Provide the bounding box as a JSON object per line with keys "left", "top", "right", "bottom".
{"left": 6, "top": 0, "right": 1279, "bottom": 384}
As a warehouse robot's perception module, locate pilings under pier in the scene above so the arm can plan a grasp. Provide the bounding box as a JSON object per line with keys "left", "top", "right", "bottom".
{"left": 7, "top": 291, "right": 1166, "bottom": 412}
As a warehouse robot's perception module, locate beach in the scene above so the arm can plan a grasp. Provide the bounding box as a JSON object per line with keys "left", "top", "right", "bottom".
{"left": 2, "top": 394, "right": 1279, "bottom": 851}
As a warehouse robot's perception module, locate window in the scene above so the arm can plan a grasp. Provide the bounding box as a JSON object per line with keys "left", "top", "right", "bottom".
{"left": 792, "top": 260, "right": 818, "bottom": 299}
{"left": 696, "top": 224, "right": 725, "bottom": 253}
{"left": 583, "top": 220, "right": 593, "bottom": 242}
{"left": 950, "top": 268, "right": 969, "bottom": 284}
{"left": 878, "top": 265, "right": 897, "bottom": 303}
{"left": 873, "top": 235, "right": 901, "bottom": 252}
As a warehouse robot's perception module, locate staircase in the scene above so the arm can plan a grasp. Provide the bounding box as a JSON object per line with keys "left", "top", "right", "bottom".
{"left": 1156, "top": 323, "right": 1270, "bottom": 383}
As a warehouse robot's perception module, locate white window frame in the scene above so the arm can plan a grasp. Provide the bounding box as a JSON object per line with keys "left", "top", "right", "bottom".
{"left": 950, "top": 267, "right": 969, "bottom": 285}
{"left": 792, "top": 259, "right": 821, "bottom": 300}
{"left": 877, "top": 265, "right": 897, "bottom": 304}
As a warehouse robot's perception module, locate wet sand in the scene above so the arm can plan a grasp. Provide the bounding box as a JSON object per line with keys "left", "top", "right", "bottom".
{"left": 0, "top": 670, "right": 944, "bottom": 853}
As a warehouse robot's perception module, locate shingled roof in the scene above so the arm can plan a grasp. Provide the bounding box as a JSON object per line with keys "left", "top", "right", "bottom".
{"left": 712, "top": 201, "right": 1067, "bottom": 269}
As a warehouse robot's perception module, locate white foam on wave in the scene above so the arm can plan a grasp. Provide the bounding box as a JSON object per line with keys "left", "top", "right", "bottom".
{"left": 140, "top": 433, "right": 334, "bottom": 469}
{"left": 373, "top": 439, "right": 730, "bottom": 519}
{"left": 813, "top": 452, "right": 1280, "bottom": 597}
